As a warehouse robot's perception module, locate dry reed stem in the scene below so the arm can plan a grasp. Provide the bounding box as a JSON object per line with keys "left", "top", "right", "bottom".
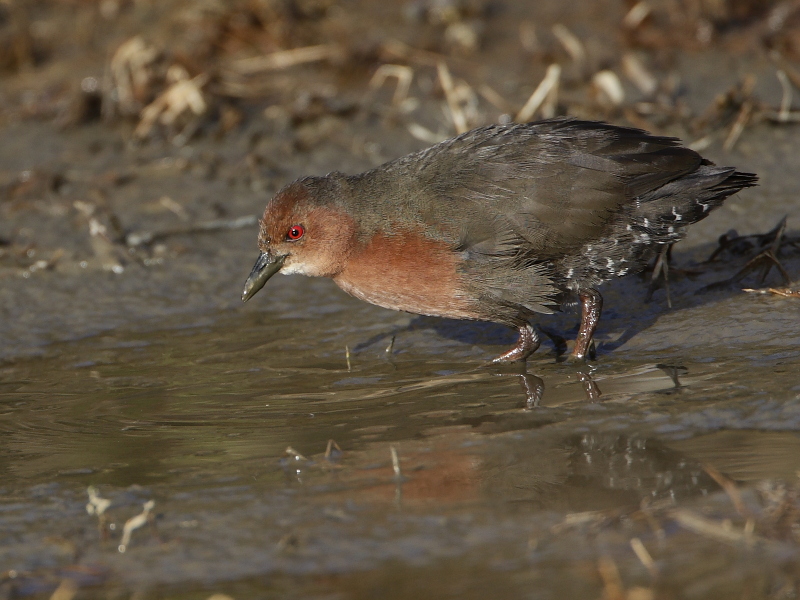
{"left": 390, "top": 445, "right": 402, "bottom": 479}
{"left": 325, "top": 439, "right": 342, "bottom": 459}
{"left": 285, "top": 447, "right": 307, "bottom": 461}
{"left": 437, "top": 61, "right": 468, "bottom": 133}
{"left": 629, "top": 537, "right": 658, "bottom": 578}
{"left": 623, "top": 2, "right": 652, "bottom": 29}
{"left": 597, "top": 555, "right": 626, "bottom": 600}
{"left": 552, "top": 24, "right": 585, "bottom": 65}
{"left": 622, "top": 54, "right": 657, "bottom": 95}
{"left": 516, "top": 64, "right": 561, "bottom": 122}
{"left": 479, "top": 84, "right": 517, "bottom": 115}
{"left": 118, "top": 499, "right": 155, "bottom": 553}
{"left": 777, "top": 70, "right": 793, "bottom": 122}
{"left": 670, "top": 509, "right": 760, "bottom": 545}
{"left": 231, "top": 44, "right": 342, "bottom": 74}
{"left": 381, "top": 39, "right": 449, "bottom": 67}
{"left": 49, "top": 579, "right": 78, "bottom": 600}
{"left": 703, "top": 463, "right": 749, "bottom": 516}
{"left": 135, "top": 72, "right": 209, "bottom": 139}
{"left": 722, "top": 101, "right": 753, "bottom": 152}
{"left": 125, "top": 215, "right": 257, "bottom": 247}
{"left": 743, "top": 287, "right": 800, "bottom": 298}
{"left": 370, "top": 64, "right": 414, "bottom": 106}
{"left": 593, "top": 70, "right": 625, "bottom": 107}
{"left": 407, "top": 122, "right": 447, "bottom": 143}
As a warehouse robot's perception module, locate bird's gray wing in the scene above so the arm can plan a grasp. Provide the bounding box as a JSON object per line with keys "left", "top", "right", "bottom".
{"left": 349, "top": 119, "right": 703, "bottom": 320}
{"left": 404, "top": 119, "right": 703, "bottom": 260}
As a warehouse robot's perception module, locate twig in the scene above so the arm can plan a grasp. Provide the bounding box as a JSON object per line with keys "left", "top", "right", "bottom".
{"left": 125, "top": 215, "right": 257, "bottom": 247}
{"left": 407, "top": 122, "right": 447, "bottom": 143}
{"left": 688, "top": 135, "right": 714, "bottom": 152}
{"left": 592, "top": 70, "right": 625, "bottom": 108}
{"left": 638, "top": 503, "right": 667, "bottom": 545}
{"left": 670, "top": 509, "right": 759, "bottom": 545}
{"left": 325, "top": 439, "right": 342, "bottom": 459}
{"left": 597, "top": 556, "right": 626, "bottom": 600}
{"left": 764, "top": 111, "right": 800, "bottom": 123}
{"left": 370, "top": 64, "right": 414, "bottom": 106}
{"left": 134, "top": 71, "right": 209, "bottom": 140}
{"left": 516, "top": 64, "right": 561, "bottom": 122}
{"left": 118, "top": 499, "right": 155, "bottom": 553}
{"left": 380, "top": 39, "right": 449, "bottom": 67}
{"left": 74, "top": 201, "right": 126, "bottom": 273}
{"left": 722, "top": 101, "right": 753, "bottom": 152}
{"left": 159, "top": 196, "right": 189, "bottom": 221}
{"left": 777, "top": 70, "right": 793, "bottom": 122}
{"left": 285, "top": 446, "right": 307, "bottom": 461}
{"left": 742, "top": 287, "right": 800, "bottom": 298}
{"left": 552, "top": 24, "right": 585, "bottom": 65}
{"left": 49, "top": 579, "right": 78, "bottom": 600}
{"left": 622, "top": 53, "right": 657, "bottom": 95}
{"left": 478, "top": 84, "right": 517, "bottom": 114}
{"left": 86, "top": 486, "right": 111, "bottom": 516}
{"left": 438, "top": 62, "right": 468, "bottom": 133}
{"left": 622, "top": 2, "right": 652, "bottom": 29}
{"left": 231, "top": 45, "right": 342, "bottom": 75}
{"left": 778, "top": 60, "right": 800, "bottom": 92}
{"left": 390, "top": 446, "right": 402, "bottom": 480}
{"left": 703, "top": 463, "right": 749, "bottom": 517}
{"left": 630, "top": 537, "right": 658, "bottom": 578}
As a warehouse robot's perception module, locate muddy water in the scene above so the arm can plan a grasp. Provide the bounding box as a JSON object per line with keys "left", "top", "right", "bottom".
{"left": 2, "top": 5, "right": 800, "bottom": 595}
{"left": 2, "top": 130, "right": 800, "bottom": 596}
{"left": 2, "top": 248, "right": 800, "bottom": 597}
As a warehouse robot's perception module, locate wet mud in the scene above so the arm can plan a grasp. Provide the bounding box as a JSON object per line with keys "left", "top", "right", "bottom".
{"left": 2, "top": 0, "right": 800, "bottom": 598}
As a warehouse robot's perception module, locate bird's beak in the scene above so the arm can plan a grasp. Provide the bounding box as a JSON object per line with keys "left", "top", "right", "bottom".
{"left": 242, "top": 252, "right": 285, "bottom": 302}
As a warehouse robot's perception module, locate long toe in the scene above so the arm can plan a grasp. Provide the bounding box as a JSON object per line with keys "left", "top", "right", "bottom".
{"left": 492, "top": 324, "right": 540, "bottom": 363}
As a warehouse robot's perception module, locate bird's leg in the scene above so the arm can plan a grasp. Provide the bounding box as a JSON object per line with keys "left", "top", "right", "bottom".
{"left": 572, "top": 288, "right": 603, "bottom": 361}
{"left": 646, "top": 244, "right": 672, "bottom": 307}
{"left": 576, "top": 368, "right": 601, "bottom": 401}
{"left": 492, "top": 323, "right": 540, "bottom": 363}
{"left": 518, "top": 372, "right": 545, "bottom": 408}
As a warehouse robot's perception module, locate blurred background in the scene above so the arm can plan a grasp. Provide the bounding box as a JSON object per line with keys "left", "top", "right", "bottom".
{"left": 2, "top": 2, "right": 800, "bottom": 599}
{"left": 2, "top": 0, "right": 799, "bottom": 353}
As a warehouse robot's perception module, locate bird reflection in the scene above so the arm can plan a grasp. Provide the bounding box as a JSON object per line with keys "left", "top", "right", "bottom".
{"left": 496, "top": 360, "right": 686, "bottom": 409}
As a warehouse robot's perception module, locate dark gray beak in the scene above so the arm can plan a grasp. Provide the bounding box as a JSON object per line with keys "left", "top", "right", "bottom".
{"left": 242, "top": 252, "right": 285, "bottom": 302}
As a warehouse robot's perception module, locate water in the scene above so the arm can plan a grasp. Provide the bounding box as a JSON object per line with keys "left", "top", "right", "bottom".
{"left": 2, "top": 2, "right": 800, "bottom": 593}
{"left": 2, "top": 265, "right": 799, "bottom": 597}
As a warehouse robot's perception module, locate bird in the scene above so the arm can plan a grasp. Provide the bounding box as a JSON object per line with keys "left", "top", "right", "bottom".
{"left": 242, "top": 118, "right": 757, "bottom": 363}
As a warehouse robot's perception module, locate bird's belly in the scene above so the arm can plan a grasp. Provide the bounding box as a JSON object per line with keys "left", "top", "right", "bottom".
{"left": 334, "top": 274, "right": 476, "bottom": 319}
{"left": 332, "top": 231, "right": 478, "bottom": 320}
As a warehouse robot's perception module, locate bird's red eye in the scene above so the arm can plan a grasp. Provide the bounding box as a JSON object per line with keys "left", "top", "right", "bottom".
{"left": 287, "top": 225, "right": 305, "bottom": 240}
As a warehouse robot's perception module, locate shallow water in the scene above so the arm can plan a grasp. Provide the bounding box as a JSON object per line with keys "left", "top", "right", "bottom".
{"left": 2, "top": 263, "right": 800, "bottom": 597}
{"left": 2, "top": 1, "right": 800, "bottom": 595}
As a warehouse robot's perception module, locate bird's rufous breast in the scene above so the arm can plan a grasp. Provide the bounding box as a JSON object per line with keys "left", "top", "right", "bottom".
{"left": 333, "top": 229, "right": 478, "bottom": 320}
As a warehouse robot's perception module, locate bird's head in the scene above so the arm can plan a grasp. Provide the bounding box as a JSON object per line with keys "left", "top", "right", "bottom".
{"left": 242, "top": 178, "right": 357, "bottom": 302}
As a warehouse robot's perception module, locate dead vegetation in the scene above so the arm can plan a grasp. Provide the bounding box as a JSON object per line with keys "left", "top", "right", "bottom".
{"left": 0, "top": 0, "right": 797, "bottom": 290}
{"left": 547, "top": 469, "right": 800, "bottom": 599}
{"left": 2, "top": 0, "right": 800, "bottom": 143}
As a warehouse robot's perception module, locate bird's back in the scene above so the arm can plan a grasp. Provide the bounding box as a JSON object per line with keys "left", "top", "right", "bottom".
{"left": 334, "top": 119, "right": 756, "bottom": 324}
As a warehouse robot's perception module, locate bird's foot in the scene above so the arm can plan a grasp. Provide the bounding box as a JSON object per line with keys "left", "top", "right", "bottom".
{"left": 559, "top": 288, "right": 602, "bottom": 363}
{"left": 491, "top": 323, "right": 540, "bottom": 364}
{"left": 576, "top": 367, "right": 601, "bottom": 401}
{"left": 518, "top": 372, "right": 545, "bottom": 408}
{"left": 557, "top": 340, "right": 597, "bottom": 364}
